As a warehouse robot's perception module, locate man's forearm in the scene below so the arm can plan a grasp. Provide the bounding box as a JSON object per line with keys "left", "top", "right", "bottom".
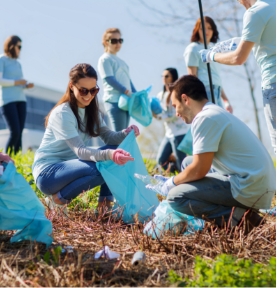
{"left": 214, "top": 51, "right": 243, "bottom": 65}
{"left": 174, "top": 163, "right": 206, "bottom": 185}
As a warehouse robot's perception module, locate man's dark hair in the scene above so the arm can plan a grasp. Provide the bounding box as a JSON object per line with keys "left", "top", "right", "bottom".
{"left": 169, "top": 75, "right": 208, "bottom": 102}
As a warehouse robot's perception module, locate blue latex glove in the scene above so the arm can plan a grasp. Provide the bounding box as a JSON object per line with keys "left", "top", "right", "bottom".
{"left": 160, "top": 176, "right": 176, "bottom": 196}
{"left": 199, "top": 49, "right": 216, "bottom": 63}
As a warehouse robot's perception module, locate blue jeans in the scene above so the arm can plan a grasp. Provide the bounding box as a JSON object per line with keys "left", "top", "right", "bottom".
{"left": 167, "top": 156, "right": 249, "bottom": 227}
{"left": 0, "top": 101, "right": 26, "bottom": 154}
{"left": 104, "top": 102, "right": 130, "bottom": 131}
{"left": 156, "top": 135, "right": 187, "bottom": 172}
{"left": 205, "top": 85, "right": 223, "bottom": 107}
{"left": 36, "top": 145, "right": 116, "bottom": 204}
{"left": 262, "top": 83, "right": 276, "bottom": 154}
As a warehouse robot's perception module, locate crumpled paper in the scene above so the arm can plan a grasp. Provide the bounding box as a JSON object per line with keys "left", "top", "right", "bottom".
{"left": 94, "top": 246, "right": 120, "bottom": 260}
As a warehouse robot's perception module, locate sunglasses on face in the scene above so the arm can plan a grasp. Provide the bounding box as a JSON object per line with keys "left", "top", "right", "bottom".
{"left": 107, "top": 38, "right": 124, "bottom": 45}
{"left": 16, "top": 45, "right": 22, "bottom": 50}
{"left": 162, "top": 75, "right": 170, "bottom": 78}
{"left": 73, "top": 84, "right": 100, "bottom": 97}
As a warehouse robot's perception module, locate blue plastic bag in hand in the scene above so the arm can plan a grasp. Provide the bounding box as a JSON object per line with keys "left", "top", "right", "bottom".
{"left": 177, "top": 128, "right": 193, "bottom": 155}
{"left": 0, "top": 162, "right": 53, "bottom": 246}
{"left": 150, "top": 97, "right": 163, "bottom": 115}
{"left": 96, "top": 131, "right": 159, "bottom": 223}
{"left": 143, "top": 200, "right": 205, "bottom": 238}
{"left": 129, "top": 90, "right": 153, "bottom": 127}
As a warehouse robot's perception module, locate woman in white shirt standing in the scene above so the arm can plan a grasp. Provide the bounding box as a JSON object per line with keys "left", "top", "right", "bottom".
{"left": 0, "top": 35, "right": 34, "bottom": 154}
{"left": 184, "top": 17, "right": 232, "bottom": 112}
{"left": 98, "top": 28, "right": 136, "bottom": 131}
{"left": 155, "top": 68, "right": 190, "bottom": 173}
{"left": 32, "top": 63, "right": 139, "bottom": 210}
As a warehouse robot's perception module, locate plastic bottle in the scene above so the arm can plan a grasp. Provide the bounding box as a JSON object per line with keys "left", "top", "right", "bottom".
{"left": 131, "top": 251, "right": 146, "bottom": 266}
{"left": 212, "top": 37, "right": 241, "bottom": 53}
{"left": 134, "top": 173, "right": 168, "bottom": 196}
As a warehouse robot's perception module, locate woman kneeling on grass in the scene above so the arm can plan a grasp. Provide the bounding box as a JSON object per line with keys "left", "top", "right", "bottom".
{"left": 32, "top": 63, "right": 139, "bottom": 210}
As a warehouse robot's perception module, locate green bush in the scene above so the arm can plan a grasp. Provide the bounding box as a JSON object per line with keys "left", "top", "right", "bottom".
{"left": 168, "top": 254, "right": 276, "bottom": 287}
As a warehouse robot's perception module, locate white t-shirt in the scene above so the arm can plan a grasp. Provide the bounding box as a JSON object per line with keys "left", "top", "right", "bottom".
{"left": 192, "top": 102, "right": 275, "bottom": 209}
{"left": 184, "top": 42, "right": 222, "bottom": 87}
{"left": 241, "top": 0, "right": 276, "bottom": 87}
{"left": 157, "top": 90, "right": 190, "bottom": 138}
{"left": 98, "top": 52, "right": 131, "bottom": 103}
{"left": 32, "top": 102, "right": 106, "bottom": 180}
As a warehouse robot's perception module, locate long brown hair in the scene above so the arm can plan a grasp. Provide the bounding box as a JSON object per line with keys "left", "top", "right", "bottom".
{"left": 4, "top": 35, "right": 22, "bottom": 59}
{"left": 45, "top": 63, "right": 101, "bottom": 137}
{"left": 190, "top": 16, "right": 219, "bottom": 43}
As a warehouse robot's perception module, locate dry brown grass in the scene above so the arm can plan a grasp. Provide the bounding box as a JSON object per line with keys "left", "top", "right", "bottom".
{"left": 0, "top": 207, "right": 275, "bottom": 287}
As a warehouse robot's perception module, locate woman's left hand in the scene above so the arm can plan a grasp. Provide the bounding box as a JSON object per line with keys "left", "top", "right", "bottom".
{"left": 124, "top": 125, "right": 140, "bottom": 137}
{"left": 26, "top": 83, "right": 34, "bottom": 89}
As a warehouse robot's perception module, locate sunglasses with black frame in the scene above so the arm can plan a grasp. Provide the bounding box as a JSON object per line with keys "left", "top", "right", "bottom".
{"left": 72, "top": 84, "right": 100, "bottom": 97}
{"left": 107, "top": 38, "right": 124, "bottom": 45}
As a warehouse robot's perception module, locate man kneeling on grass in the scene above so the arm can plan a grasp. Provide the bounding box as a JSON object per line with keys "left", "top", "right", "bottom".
{"left": 156, "top": 75, "right": 275, "bottom": 233}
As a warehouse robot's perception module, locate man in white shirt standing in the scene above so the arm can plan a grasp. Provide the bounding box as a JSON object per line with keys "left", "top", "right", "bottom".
{"left": 200, "top": 0, "right": 276, "bottom": 153}
{"left": 157, "top": 75, "right": 275, "bottom": 234}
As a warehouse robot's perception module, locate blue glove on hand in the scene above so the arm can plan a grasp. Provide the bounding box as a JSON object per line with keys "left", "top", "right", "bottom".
{"left": 161, "top": 176, "right": 176, "bottom": 196}
{"left": 199, "top": 49, "right": 216, "bottom": 63}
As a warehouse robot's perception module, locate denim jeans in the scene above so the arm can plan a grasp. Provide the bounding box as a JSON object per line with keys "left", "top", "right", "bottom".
{"left": 0, "top": 101, "right": 26, "bottom": 154}
{"left": 36, "top": 145, "right": 116, "bottom": 204}
{"left": 167, "top": 156, "right": 249, "bottom": 227}
{"left": 262, "top": 83, "right": 276, "bottom": 154}
{"left": 205, "top": 85, "right": 223, "bottom": 107}
{"left": 104, "top": 101, "right": 130, "bottom": 131}
{"left": 156, "top": 135, "right": 187, "bottom": 172}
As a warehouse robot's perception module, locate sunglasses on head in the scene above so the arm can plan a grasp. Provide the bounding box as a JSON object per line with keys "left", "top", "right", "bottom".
{"left": 73, "top": 84, "right": 100, "bottom": 97}
{"left": 107, "top": 38, "right": 124, "bottom": 45}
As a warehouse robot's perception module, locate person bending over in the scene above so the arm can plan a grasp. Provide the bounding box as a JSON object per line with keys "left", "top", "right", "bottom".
{"left": 153, "top": 75, "right": 275, "bottom": 233}
{"left": 32, "top": 63, "right": 139, "bottom": 210}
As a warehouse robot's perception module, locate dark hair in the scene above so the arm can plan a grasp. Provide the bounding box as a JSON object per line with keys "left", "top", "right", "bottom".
{"left": 191, "top": 16, "right": 219, "bottom": 43}
{"left": 4, "top": 35, "right": 22, "bottom": 59}
{"left": 45, "top": 63, "right": 101, "bottom": 137}
{"left": 169, "top": 75, "right": 208, "bottom": 102}
{"left": 163, "top": 67, "right": 179, "bottom": 93}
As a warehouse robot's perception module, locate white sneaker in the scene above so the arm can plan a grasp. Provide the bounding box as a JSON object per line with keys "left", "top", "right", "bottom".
{"left": 44, "top": 196, "right": 68, "bottom": 216}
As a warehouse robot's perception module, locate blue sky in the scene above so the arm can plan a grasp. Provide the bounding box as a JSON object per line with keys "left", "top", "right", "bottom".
{"left": 0, "top": 0, "right": 273, "bottom": 155}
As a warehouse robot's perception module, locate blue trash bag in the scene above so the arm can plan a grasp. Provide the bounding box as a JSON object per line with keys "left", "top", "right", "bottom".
{"left": 118, "top": 85, "right": 152, "bottom": 112}
{"left": 118, "top": 94, "right": 130, "bottom": 111}
{"left": 128, "top": 90, "right": 153, "bottom": 127}
{"left": 177, "top": 128, "right": 193, "bottom": 155}
{"left": 143, "top": 200, "right": 205, "bottom": 238}
{"left": 96, "top": 131, "right": 159, "bottom": 223}
{"left": 0, "top": 162, "right": 53, "bottom": 247}
{"left": 150, "top": 97, "right": 163, "bottom": 115}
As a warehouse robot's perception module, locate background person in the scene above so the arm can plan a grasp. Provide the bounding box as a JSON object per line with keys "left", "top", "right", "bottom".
{"left": 184, "top": 17, "right": 233, "bottom": 112}
{"left": 0, "top": 35, "right": 34, "bottom": 154}
{"left": 155, "top": 68, "right": 190, "bottom": 172}
{"left": 151, "top": 75, "right": 275, "bottom": 234}
{"left": 200, "top": 0, "right": 276, "bottom": 153}
{"left": 98, "top": 28, "right": 137, "bottom": 131}
{"left": 32, "top": 63, "right": 139, "bottom": 210}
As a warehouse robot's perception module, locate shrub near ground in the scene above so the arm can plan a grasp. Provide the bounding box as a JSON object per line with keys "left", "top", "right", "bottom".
{"left": 0, "top": 151, "right": 275, "bottom": 287}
